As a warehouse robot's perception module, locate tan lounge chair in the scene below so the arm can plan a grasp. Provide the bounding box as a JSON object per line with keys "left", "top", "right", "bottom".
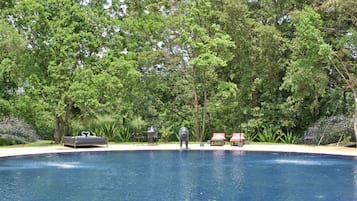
{"left": 210, "top": 133, "right": 225, "bottom": 146}
{"left": 230, "top": 133, "right": 245, "bottom": 147}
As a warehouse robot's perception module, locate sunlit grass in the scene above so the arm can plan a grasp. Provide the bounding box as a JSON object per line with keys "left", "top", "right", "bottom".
{"left": 1, "top": 140, "right": 56, "bottom": 148}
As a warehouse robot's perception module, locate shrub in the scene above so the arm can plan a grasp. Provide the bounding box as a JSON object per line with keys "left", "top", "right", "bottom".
{"left": 96, "top": 123, "right": 119, "bottom": 142}
{"left": 0, "top": 98, "right": 10, "bottom": 117}
{"left": 246, "top": 132, "right": 258, "bottom": 142}
{"left": 90, "top": 123, "right": 134, "bottom": 142}
{"left": 303, "top": 115, "right": 354, "bottom": 145}
{"left": 0, "top": 138, "right": 19, "bottom": 146}
{"left": 257, "top": 128, "right": 280, "bottom": 143}
{"left": 279, "top": 131, "right": 298, "bottom": 144}
{"left": 0, "top": 117, "right": 39, "bottom": 145}
{"left": 117, "top": 126, "right": 133, "bottom": 142}
{"left": 159, "top": 126, "right": 174, "bottom": 142}
{"left": 129, "top": 116, "right": 147, "bottom": 134}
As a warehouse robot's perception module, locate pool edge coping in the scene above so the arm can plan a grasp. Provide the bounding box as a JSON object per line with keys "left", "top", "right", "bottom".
{"left": 0, "top": 144, "right": 356, "bottom": 158}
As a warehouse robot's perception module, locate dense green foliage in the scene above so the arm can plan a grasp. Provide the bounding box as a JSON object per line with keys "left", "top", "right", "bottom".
{"left": 0, "top": 117, "right": 39, "bottom": 145}
{"left": 0, "top": 0, "right": 356, "bottom": 144}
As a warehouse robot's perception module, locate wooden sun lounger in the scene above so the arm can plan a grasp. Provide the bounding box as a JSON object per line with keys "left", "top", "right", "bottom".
{"left": 210, "top": 133, "right": 225, "bottom": 146}
{"left": 230, "top": 133, "right": 245, "bottom": 146}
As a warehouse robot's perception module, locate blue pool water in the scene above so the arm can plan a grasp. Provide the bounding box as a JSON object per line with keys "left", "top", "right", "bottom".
{"left": 0, "top": 150, "right": 357, "bottom": 201}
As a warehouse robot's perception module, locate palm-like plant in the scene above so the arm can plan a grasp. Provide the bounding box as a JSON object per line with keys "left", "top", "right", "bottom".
{"left": 257, "top": 129, "right": 280, "bottom": 143}
{"left": 279, "top": 132, "right": 298, "bottom": 144}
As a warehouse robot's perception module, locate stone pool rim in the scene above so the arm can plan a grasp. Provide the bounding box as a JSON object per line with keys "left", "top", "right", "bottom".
{"left": 0, "top": 143, "right": 356, "bottom": 158}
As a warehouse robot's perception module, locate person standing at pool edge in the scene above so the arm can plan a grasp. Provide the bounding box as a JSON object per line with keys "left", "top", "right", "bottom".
{"left": 179, "top": 126, "right": 189, "bottom": 149}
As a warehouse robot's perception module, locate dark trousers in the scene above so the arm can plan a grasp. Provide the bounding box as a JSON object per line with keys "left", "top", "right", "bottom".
{"left": 180, "top": 137, "right": 188, "bottom": 149}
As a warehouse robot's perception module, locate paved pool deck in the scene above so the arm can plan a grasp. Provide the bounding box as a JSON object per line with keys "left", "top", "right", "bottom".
{"left": 0, "top": 143, "right": 356, "bottom": 158}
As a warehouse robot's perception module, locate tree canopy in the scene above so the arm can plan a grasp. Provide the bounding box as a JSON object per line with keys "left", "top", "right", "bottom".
{"left": 0, "top": 0, "right": 356, "bottom": 144}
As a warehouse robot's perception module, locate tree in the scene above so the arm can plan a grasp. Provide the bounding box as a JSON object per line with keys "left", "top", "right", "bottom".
{"left": 177, "top": 0, "right": 235, "bottom": 141}
{"left": 325, "top": 0, "right": 357, "bottom": 145}
{"left": 8, "top": 0, "right": 127, "bottom": 143}
{"left": 1, "top": 0, "right": 354, "bottom": 144}
{"left": 0, "top": 19, "right": 27, "bottom": 118}
{"left": 282, "top": 6, "right": 332, "bottom": 129}
{"left": 212, "top": 0, "right": 293, "bottom": 135}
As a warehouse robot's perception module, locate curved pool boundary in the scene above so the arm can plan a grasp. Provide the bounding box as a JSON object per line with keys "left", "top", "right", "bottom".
{"left": 0, "top": 143, "right": 356, "bottom": 158}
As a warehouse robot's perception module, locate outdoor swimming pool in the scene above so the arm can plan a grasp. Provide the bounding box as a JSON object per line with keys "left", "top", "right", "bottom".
{"left": 0, "top": 150, "right": 356, "bottom": 201}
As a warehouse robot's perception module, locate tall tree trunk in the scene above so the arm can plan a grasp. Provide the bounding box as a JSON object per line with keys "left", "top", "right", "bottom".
{"left": 54, "top": 115, "right": 64, "bottom": 144}
{"left": 201, "top": 69, "right": 207, "bottom": 142}
{"left": 352, "top": 89, "right": 357, "bottom": 147}
{"left": 64, "top": 97, "right": 73, "bottom": 136}
{"left": 193, "top": 65, "right": 200, "bottom": 141}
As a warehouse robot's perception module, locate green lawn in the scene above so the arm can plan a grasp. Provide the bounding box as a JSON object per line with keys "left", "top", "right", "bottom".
{"left": 0, "top": 140, "right": 56, "bottom": 148}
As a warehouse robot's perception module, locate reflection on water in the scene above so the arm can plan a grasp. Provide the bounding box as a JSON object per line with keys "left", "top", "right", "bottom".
{"left": 0, "top": 161, "right": 84, "bottom": 170}
{"left": 272, "top": 159, "right": 323, "bottom": 165}
{"left": 41, "top": 161, "right": 82, "bottom": 169}
{"left": 230, "top": 150, "right": 245, "bottom": 155}
{"left": 354, "top": 166, "right": 357, "bottom": 200}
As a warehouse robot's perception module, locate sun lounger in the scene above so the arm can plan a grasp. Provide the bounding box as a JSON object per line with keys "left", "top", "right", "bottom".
{"left": 62, "top": 131, "right": 108, "bottom": 148}
{"left": 230, "top": 133, "right": 245, "bottom": 147}
{"left": 210, "top": 133, "right": 225, "bottom": 146}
